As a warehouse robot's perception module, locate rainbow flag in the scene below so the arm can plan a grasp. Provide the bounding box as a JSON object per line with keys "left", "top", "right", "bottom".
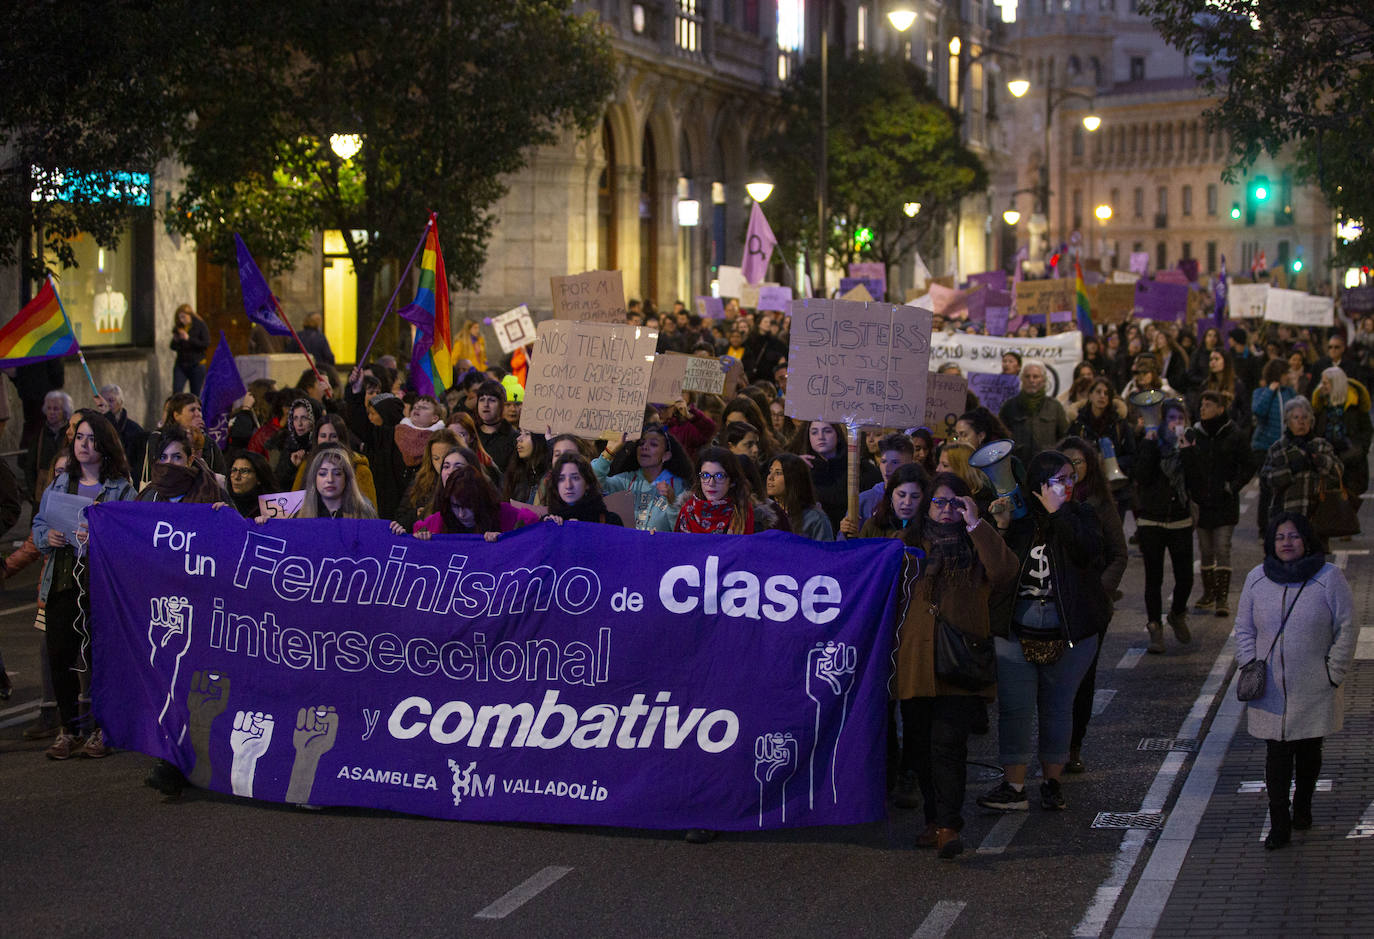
{"left": 399, "top": 214, "right": 452, "bottom": 397}
{"left": 0, "top": 277, "right": 78, "bottom": 367}
{"left": 1074, "top": 262, "right": 1094, "bottom": 336}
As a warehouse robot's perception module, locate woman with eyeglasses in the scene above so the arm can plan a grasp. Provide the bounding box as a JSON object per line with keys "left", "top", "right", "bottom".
{"left": 675, "top": 446, "right": 755, "bottom": 534}
{"left": 594, "top": 424, "right": 693, "bottom": 532}
{"left": 934, "top": 442, "right": 996, "bottom": 517}
{"left": 225, "top": 451, "right": 276, "bottom": 518}
{"left": 1132, "top": 398, "right": 1197, "bottom": 654}
{"left": 894, "top": 472, "right": 1017, "bottom": 857}
{"left": 1056, "top": 436, "right": 1128, "bottom": 775}
{"left": 977, "top": 451, "right": 1108, "bottom": 814}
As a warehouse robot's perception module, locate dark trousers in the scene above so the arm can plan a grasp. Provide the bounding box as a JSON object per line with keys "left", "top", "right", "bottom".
{"left": 44, "top": 588, "right": 90, "bottom": 732}
{"left": 1253, "top": 449, "right": 1272, "bottom": 535}
{"left": 902, "top": 696, "right": 984, "bottom": 831}
{"left": 1070, "top": 639, "right": 1105, "bottom": 753}
{"left": 1138, "top": 524, "right": 1194, "bottom": 622}
{"left": 1265, "top": 737, "right": 1323, "bottom": 830}
{"left": 173, "top": 362, "right": 206, "bottom": 396}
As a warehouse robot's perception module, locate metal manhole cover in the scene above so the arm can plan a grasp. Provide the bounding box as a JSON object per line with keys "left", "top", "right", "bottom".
{"left": 1092, "top": 812, "right": 1165, "bottom": 830}
{"left": 1138, "top": 738, "right": 1197, "bottom": 751}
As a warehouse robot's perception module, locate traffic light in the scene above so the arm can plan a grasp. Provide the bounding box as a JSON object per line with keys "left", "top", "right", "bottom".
{"left": 1292, "top": 246, "right": 1304, "bottom": 273}
{"left": 1251, "top": 175, "right": 1270, "bottom": 202}
{"left": 1230, "top": 202, "right": 1242, "bottom": 220}
{"left": 853, "top": 227, "right": 874, "bottom": 250}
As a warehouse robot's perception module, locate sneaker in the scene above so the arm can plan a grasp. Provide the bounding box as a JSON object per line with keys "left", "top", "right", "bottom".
{"left": 80, "top": 728, "right": 110, "bottom": 759}
{"left": 892, "top": 771, "right": 921, "bottom": 809}
{"left": 1040, "top": 778, "right": 1067, "bottom": 810}
{"left": 977, "top": 781, "right": 1029, "bottom": 811}
{"left": 45, "top": 730, "right": 79, "bottom": 761}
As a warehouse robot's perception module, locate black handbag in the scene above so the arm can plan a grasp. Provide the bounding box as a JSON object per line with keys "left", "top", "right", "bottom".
{"left": 1310, "top": 483, "right": 1360, "bottom": 538}
{"left": 932, "top": 600, "right": 997, "bottom": 691}
{"left": 1237, "top": 581, "right": 1307, "bottom": 702}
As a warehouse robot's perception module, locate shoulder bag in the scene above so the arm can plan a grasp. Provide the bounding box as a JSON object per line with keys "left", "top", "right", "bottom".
{"left": 931, "top": 578, "right": 997, "bottom": 691}
{"left": 1237, "top": 580, "right": 1308, "bottom": 702}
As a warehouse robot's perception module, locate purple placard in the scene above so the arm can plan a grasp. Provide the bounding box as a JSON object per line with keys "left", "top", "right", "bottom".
{"left": 1129, "top": 252, "right": 1150, "bottom": 277}
{"left": 695, "top": 296, "right": 726, "bottom": 320}
{"left": 87, "top": 504, "right": 903, "bottom": 832}
{"left": 1177, "top": 258, "right": 1200, "bottom": 283}
{"left": 1049, "top": 309, "right": 1073, "bottom": 323}
{"left": 756, "top": 286, "right": 793, "bottom": 313}
{"left": 1342, "top": 286, "right": 1374, "bottom": 314}
{"left": 984, "top": 305, "right": 1011, "bottom": 336}
{"left": 1155, "top": 269, "right": 1189, "bottom": 285}
{"left": 968, "top": 372, "right": 1022, "bottom": 415}
{"left": 966, "top": 270, "right": 1009, "bottom": 293}
{"left": 1134, "top": 279, "right": 1189, "bottom": 321}
{"left": 838, "top": 277, "right": 884, "bottom": 300}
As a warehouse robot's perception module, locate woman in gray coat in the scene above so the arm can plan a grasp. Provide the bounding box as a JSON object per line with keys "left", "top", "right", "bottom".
{"left": 1233, "top": 511, "right": 1358, "bottom": 850}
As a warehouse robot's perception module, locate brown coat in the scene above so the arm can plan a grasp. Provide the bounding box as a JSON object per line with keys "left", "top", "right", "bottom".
{"left": 893, "top": 521, "right": 1018, "bottom": 701}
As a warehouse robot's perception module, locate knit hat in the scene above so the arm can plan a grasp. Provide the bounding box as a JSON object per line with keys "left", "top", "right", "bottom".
{"left": 500, "top": 374, "right": 525, "bottom": 403}
{"left": 369, "top": 393, "right": 404, "bottom": 426}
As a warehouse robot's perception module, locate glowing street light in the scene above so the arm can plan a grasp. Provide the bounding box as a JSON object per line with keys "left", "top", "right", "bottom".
{"left": 904, "top": 201, "right": 921, "bottom": 218}
{"left": 329, "top": 134, "right": 363, "bottom": 160}
{"left": 887, "top": 7, "right": 916, "bottom": 33}
{"left": 1082, "top": 114, "right": 1102, "bottom": 132}
{"left": 1007, "top": 78, "right": 1030, "bottom": 98}
{"left": 745, "top": 178, "right": 774, "bottom": 203}
{"left": 1094, "top": 203, "right": 1113, "bottom": 222}
{"left": 1003, "top": 208, "right": 1022, "bottom": 226}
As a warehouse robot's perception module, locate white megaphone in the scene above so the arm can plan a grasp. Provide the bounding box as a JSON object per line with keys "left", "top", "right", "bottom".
{"left": 1129, "top": 389, "right": 1166, "bottom": 435}
{"left": 970, "top": 438, "right": 1027, "bottom": 519}
{"left": 1099, "top": 437, "right": 1129, "bottom": 485}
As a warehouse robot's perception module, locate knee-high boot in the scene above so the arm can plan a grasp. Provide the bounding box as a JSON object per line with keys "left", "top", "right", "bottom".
{"left": 1292, "top": 738, "right": 1323, "bottom": 830}
{"left": 1265, "top": 741, "right": 1293, "bottom": 849}
{"left": 1193, "top": 567, "right": 1216, "bottom": 612}
{"left": 1213, "top": 568, "right": 1232, "bottom": 618}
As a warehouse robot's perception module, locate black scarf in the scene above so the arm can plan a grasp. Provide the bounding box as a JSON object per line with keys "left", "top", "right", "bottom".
{"left": 1263, "top": 553, "right": 1325, "bottom": 585}
{"left": 1199, "top": 413, "right": 1228, "bottom": 437}
{"left": 549, "top": 494, "right": 611, "bottom": 524}
{"left": 923, "top": 519, "right": 975, "bottom": 588}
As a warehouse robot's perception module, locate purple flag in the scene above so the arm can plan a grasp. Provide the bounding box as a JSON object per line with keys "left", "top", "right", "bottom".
{"left": 88, "top": 504, "right": 905, "bottom": 831}
{"left": 399, "top": 303, "right": 438, "bottom": 396}
{"left": 1215, "top": 255, "right": 1228, "bottom": 320}
{"left": 740, "top": 202, "right": 777, "bottom": 285}
{"left": 199, "top": 332, "right": 246, "bottom": 449}
{"left": 233, "top": 234, "right": 293, "bottom": 336}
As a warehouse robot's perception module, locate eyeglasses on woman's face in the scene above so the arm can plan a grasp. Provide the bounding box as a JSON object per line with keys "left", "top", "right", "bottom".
{"left": 699, "top": 471, "right": 728, "bottom": 482}
{"left": 929, "top": 497, "right": 960, "bottom": 509}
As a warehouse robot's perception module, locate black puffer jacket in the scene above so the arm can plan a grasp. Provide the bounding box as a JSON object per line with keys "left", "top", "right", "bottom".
{"left": 1132, "top": 435, "right": 1192, "bottom": 524}
{"left": 1181, "top": 416, "right": 1251, "bottom": 528}
{"left": 991, "top": 500, "right": 1108, "bottom": 644}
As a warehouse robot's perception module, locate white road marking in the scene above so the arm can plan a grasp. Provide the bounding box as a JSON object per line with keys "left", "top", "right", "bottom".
{"left": 0, "top": 603, "right": 36, "bottom": 618}
{"left": 976, "top": 812, "right": 1029, "bottom": 855}
{"left": 1076, "top": 635, "right": 1238, "bottom": 938}
{"left": 1355, "top": 626, "right": 1374, "bottom": 660}
{"left": 1092, "top": 689, "right": 1117, "bottom": 716}
{"left": 1115, "top": 648, "right": 1146, "bottom": 670}
{"left": 911, "top": 901, "right": 967, "bottom": 939}
{"left": 1332, "top": 549, "right": 1370, "bottom": 569}
{"left": 0, "top": 697, "right": 40, "bottom": 718}
{"left": 1347, "top": 801, "right": 1374, "bottom": 839}
{"left": 1237, "top": 780, "right": 1331, "bottom": 793}
{"left": 474, "top": 866, "right": 572, "bottom": 920}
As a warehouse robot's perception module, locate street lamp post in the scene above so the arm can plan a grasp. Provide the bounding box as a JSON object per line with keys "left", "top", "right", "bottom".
{"left": 1036, "top": 70, "right": 1099, "bottom": 253}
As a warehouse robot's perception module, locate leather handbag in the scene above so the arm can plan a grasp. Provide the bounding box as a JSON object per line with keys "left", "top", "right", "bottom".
{"left": 933, "top": 612, "right": 997, "bottom": 690}
{"left": 1310, "top": 483, "right": 1360, "bottom": 538}
{"left": 1237, "top": 581, "right": 1307, "bottom": 702}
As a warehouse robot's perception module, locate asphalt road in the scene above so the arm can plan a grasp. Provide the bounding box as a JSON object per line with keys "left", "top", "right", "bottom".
{"left": 0, "top": 494, "right": 1272, "bottom": 937}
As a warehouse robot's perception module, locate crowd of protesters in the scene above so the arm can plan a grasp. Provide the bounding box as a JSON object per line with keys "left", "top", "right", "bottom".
{"left": 0, "top": 293, "right": 1364, "bottom": 856}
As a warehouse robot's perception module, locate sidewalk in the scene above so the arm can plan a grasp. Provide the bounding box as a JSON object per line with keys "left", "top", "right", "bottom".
{"left": 1118, "top": 532, "right": 1374, "bottom": 937}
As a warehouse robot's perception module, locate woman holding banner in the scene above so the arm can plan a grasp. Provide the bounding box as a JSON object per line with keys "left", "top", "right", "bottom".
{"left": 138, "top": 427, "right": 227, "bottom": 504}
{"left": 226, "top": 451, "right": 276, "bottom": 518}
{"left": 297, "top": 448, "right": 377, "bottom": 520}
{"left": 674, "top": 446, "right": 755, "bottom": 534}
{"left": 392, "top": 429, "right": 459, "bottom": 531}
{"left": 594, "top": 425, "right": 692, "bottom": 532}
{"left": 543, "top": 453, "right": 622, "bottom": 526}
{"left": 35, "top": 409, "right": 137, "bottom": 761}
{"left": 409, "top": 449, "right": 537, "bottom": 540}
{"left": 763, "top": 453, "right": 834, "bottom": 540}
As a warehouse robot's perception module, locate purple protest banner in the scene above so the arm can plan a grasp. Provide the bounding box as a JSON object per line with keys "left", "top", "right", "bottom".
{"left": 1133, "top": 279, "right": 1189, "bottom": 321}
{"left": 967, "top": 271, "right": 1008, "bottom": 293}
{"left": 838, "top": 277, "right": 885, "bottom": 301}
{"left": 88, "top": 505, "right": 905, "bottom": 831}
{"left": 984, "top": 306, "right": 1011, "bottom": 336}
{"left": 968, "top": 373, "right": 1022, "bottom": 415}
{"left": 695, "top": 296, "right": 726, "bottom": 320}
{"left": 1049, "top": 309, "right": 1073, "bottom": 323}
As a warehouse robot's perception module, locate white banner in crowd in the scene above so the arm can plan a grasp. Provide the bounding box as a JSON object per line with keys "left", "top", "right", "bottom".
{"left": 1228, "top": 283, "right": 1269, "bottom": 319}
{"left": 1264, "top": 288, "right": 1335, "bottom": 327}
{"left": 927, "top": 330, "right": 1083, "bottom": 397}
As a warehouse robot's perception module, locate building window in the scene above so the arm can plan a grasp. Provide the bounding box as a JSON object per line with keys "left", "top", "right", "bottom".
{"left": 1157, "top": 186, "right": 1168, "bottom": 215}
{"left": 1182, "top": 241, "right": 1192, "bottom": 260}
{"left": 1206, "top": 183, "right": 1218, "bottom": 216}
{"left": 1130, "top": 56, "right": 1146, "bottom": 81}
{"left": 1182, "top": 185, "right": 1192, "bottom": 216}
{"left": 675, "top": 0, "right": 703, "bottom": 54}
{"left": 1072, "top": 126, "right": 1085, "bottom": 159}
{"left": 1111, "top": 188, "right": 1120, "bottom": 212}
{"left": 1156, "top": 241, "right": 1167, "bottom": 271}
{"left": 1206, "top": 241, "right": 1217, "bottom": 274}
{"left": 1134, "top": 187, "right": 1144, "bottom": 219}
{"left": 1073, "top": 188, "right": 1083, "bottom": 232}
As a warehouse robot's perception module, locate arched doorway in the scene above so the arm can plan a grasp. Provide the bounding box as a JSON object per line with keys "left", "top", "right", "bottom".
{"left": 640, "top": 129, "right": 659, "bottom": 306}
{"left": 597, "top": 120, "right": 617, "bottom": 272}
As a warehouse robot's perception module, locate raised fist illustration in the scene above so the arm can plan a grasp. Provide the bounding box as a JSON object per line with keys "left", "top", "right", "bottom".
{"left": 185, "top": 670, "right": 230, "bottom": 788}
{"left": 286, "top": 705, "right": 339, "bottom": 805}
{"left": 805, "top": 641, "right": 859, "bottom": 809}
{"left": 754, "top": 731, "right": 800, "bottom": 826}
{"left": 229, "top": 710, "right": 275, "bottom": 798}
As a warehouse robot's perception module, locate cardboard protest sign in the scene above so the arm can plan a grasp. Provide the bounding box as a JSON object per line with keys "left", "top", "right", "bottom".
{"left": 929, "top": 282, "right": 976, "bottom": 317}
{"left": 682, "top": 356, "right": 728, "bottom": 394}
{"left": 1013, "top": 279, "right": 1075, "bottom": 319}
{"left": 1265, "top": 289, "right": 1334, "bottom": 327}
{"left": 786, "top": 298, "right": 934, "bottom": 426}
{"left": 491, "top": 304, "right": 537, "bottom": 354}
{"left": 923, "top": 372, "right": 967, "bottom": 437}
{"left": 840, "top": 283, "right": 875, "bottom": 303}
{"left": 1089, "top": 283, "right": 1136, "bottom": 324}
{"left": 756, "top": 285, "right": 793, "bottom": 313}
{"left": 550, "top": 270, "right": 627, "bottom": 324}
{"left": 649, "top": 353, "right": 729, "bottom": 402}
{"left": 522, "top": 320, "right": 658, "bottom": 438}
{"left": 1112, "top": 270, "right": 1141, "bottom": 285}
{"left": 717, "top": 265, "right": 745, "bottom": 299}
{"left": 739, "top": 282, "right": 762, "bottom": 309}
{"left": 695, "top": 296, "right": 726, "bottom": 320}
{"left": 258, "top": 491, "right": 305, "bottom": 519}
{"left": 984, "top": 305, "right": 1011, "bottom": 336}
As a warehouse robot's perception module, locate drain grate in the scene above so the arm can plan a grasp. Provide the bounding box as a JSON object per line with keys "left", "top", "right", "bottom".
{"left": 1092, "top": 811, "right": 1166, "bottom": 830}
{"left": 1137, "top": 737, "right": 1197, "bottom": 752}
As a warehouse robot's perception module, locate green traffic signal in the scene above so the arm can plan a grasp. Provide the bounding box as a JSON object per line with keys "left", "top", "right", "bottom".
{"left": 1292, "top": 258, "right": 1303, "bottom": 273}
{"left": 1231, "top": 202, "right": 1242, "bottom": 220}
{"left": 1251, "top": 175, "right": 1270, "bottom": 201}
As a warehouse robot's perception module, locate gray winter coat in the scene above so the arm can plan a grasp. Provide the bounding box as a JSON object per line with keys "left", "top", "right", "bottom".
{"left": 1233, "top": 562, "right": 1358, "bottom": 741}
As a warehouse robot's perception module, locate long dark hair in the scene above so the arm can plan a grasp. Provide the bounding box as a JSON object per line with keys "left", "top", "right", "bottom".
{"left": 546, "top": 453, "right": 610, "bottom": 518}
{"left": 956, "top": 406, "right": 1012, "bottom": 445}
{"left": 437, "top": 461, "right": 504, "bottom": 533}
{"left": 502, "top": 430, "right": 548, "bottom": 501}
{"left": 1058, "top": 434, "right": 1109, "bottom": 502}
{"left": 1025, "top": 450, "right": 1072, "bottom": 517}
{"left": 872, "top": 462, "right": 930, "bottom": 538}
{"left": 764, "top": 452, "right": 818, "bottom": 535}
{"left": 66, "top": 409, "right": 131, "bottom": 484}
{"left": 1264, "top": 511, "right": 1320, "bottom": 559}
{"left": 607, "top": 424, "right": 693, "bottom": 480}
